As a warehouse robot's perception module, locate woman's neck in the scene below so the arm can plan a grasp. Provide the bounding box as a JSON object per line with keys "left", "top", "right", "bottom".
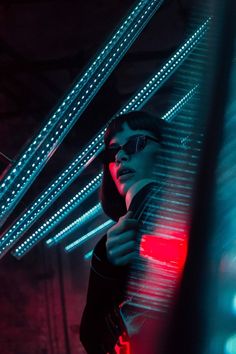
{"left": 125, "top": 179, "right": 157, "bottom": 210}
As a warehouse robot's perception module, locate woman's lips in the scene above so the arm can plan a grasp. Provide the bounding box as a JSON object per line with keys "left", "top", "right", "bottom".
{"left": 118, "top": 172, "right": 135, "bottom": 181}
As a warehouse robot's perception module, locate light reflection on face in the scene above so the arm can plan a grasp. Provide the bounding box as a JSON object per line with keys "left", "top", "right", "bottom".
{"left": 108, "top": 122, "right": 161, "bottom": 198}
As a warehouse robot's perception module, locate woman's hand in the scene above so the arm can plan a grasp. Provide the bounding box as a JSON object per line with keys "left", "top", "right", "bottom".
{"left": 106, "top": 211, "right": 139, "bottom": 266}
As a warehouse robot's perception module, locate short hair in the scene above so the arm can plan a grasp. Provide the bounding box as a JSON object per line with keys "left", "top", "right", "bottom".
{"left": 99, "top": 111, "right": 168, "bottom": 221}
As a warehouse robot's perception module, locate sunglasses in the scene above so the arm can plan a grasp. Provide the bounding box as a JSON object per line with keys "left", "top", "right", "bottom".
{"left": 103, "top": 135, "right": 161, "bottom": 163}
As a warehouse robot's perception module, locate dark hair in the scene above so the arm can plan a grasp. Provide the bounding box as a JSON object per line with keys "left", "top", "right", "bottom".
{"left": 99, "top": 111, "right": 168, "bottom": 221}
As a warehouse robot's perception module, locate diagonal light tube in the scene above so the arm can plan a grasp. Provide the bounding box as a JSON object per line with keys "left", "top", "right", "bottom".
{"left": 64, "top": 220, "right": 115, "bottom": 253}
{"left": 0, "top": 0, "right": 165, "bottom": 227}
{"left": 0, "top": 17, "right": 210, "bottom": 253}
{"left": 45, "top": 203, "right": 103, "bottom": 248}
{"left": 10, "top": 85, "right": 198, "bottom": 259}
{"left": 11, "top": 83, "right": 200, "bottom": 259}
{"left": 1, "top": 173, "right": 102, "bottom": 259}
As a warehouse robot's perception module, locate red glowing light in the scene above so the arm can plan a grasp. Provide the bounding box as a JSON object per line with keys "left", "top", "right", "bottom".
{"left": 140, "top": 226, "right": 188, "bottom": 272}
{"left": 114, "top": 332, "right": 131, "bottom": 354}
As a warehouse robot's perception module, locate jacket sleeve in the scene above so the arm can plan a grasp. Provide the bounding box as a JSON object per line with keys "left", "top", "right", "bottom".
{"left": 80, "top": 235, "right": 128, "bottom": 354}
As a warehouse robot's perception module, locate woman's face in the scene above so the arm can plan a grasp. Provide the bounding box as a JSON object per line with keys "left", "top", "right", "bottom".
{"left": 108, "top": 122, "right": 161, "bottom": 198}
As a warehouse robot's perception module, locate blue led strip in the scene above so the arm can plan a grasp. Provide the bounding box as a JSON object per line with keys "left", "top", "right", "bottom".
{"left": 118, "top": 17, "right": 211, "bottom": 113}
{"left": 9, "top": 84, "right": 199, "bottom": 260}
{"left": 4, "top": 18, "right": 209, "bottom": 260}
{"left": 65, "top": 220, "right": 115, "bottom": 253}
{"left": 162, "top": 85, "right": 199, "bottom": 122}
{"left": 0, "top": 137, "right": 104, "bottom": 248}
{"left": 0, "top": 0, "right": 165, "bottom": 227}
{"left": 84, "top": 250, "right": 94, "bottom": 261}
{"left": 1, "top": 19, "right": 209, "bottom": 249}
{"left": 10, "top": 83, "right": 197, "bottom": 259}
{"left": 45, "top": 203, "right": 102, "bottom": 248}
{"left": 0, "top": 173, "right": 103, "bottom": 259}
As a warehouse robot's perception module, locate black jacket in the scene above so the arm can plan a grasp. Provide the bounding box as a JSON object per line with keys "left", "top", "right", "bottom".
{"left": 80, "top": 183, "right": 157, "bottom": 354}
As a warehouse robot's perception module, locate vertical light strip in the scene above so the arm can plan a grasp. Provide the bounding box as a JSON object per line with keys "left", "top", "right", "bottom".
{"left": 65, "top": 220, "right": 115, "bottom": 253}
{"left": 0, "top": 18, "right": 210, "bottom": 251}
{"left": 0, "top": 0, "right": 165, "bottom": 227}
{"left": 0, "top": 173, "right": 103, "bottom": 259}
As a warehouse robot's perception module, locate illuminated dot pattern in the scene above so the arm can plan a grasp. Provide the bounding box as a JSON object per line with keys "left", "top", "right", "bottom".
{"left": 0, "top": 0, "right": 165, "bottom": 226}
{"left": 0, "top": 138, "right": 104, "bottom": 248}
{"left": 119, "top": 17, "right": 211, "bottom": 114}
{"left": 1, "top": 15, "right": 211, "bottom": 260}
{"left": 5, "top": 173, "right": 103, "bottom": 259}
{"left": 65, "top": 219, "right": 114, "bottom": 253}
{"left": 46, "top": 203, "right": 102, "bottom": 247}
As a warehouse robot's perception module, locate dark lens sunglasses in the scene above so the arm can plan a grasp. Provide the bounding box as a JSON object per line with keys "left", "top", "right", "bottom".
{"left": 103, "top": 135, "right": 161, "bottom": 163}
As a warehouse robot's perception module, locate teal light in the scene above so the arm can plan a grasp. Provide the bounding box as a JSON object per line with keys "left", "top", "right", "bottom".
{"left": 46, "top": 203, "right": 102, "bottom": 247}
{"left": 0, "top": 0, "right": 165, "bottom": 227}
{"left": 233, "top": 294, "right": 236, "bottom": 315}
{"left": 225, "top": 334, "right": 236, "bottom": 354}
{"left": 119, "top": 17, "right": 211, "bottom": 113}
{"left": 6, "top": 173, "right": 103, "bottom": 260}
{"left": 0, "top": 17, "right": 208, "bottom": 245}
{"left": 84, "top": 250, "right": 93, "bottom": 261}
{"left": 7, "top": 84, "right": 199, "bottom": 258}
{"left": 0, "top": 141, "right": 104, "bottom": 249}
{"left": 1, "top": 17, "right": 210, "bottom": 259}
{"left": 65, "top": 220, "right": 114, "bottom": 253}
{"left": 162, "top": 85, "right": 199, "bottom": 122}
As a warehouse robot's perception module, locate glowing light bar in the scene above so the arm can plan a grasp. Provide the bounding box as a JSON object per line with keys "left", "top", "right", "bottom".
{"left": 1, "top": 18, "right": 209, "bottom": 249}
{"left": 6, "top": 19, "right": 209, "bottom": 260}
{"left": 84, "top": 250, "right": 93, "bottom": 260}
{"left": 0, "top": 141, "right": 104, "bottom": 249}
{"left": 65, "top": 220, "right": 114, "bottom": 253}
{"left": 0, "top": 0, "right": 165, "bottom": 226}
{"left": 225, "top": 334, "right": 236, "bottom": 354}
{"left": 10, "top": 85, "right": 199, "bottom": 258}
{"left": 162, "top": 85, "right": 199, "bottom": 122}
{"left": 46, "top": 203, "right": 102, "bottom": 247}
{"left": 4, "top": 173, "right": 102, "bottom": 260}
{"left": 118, "top": 18, "right": 211, "bottom": 113}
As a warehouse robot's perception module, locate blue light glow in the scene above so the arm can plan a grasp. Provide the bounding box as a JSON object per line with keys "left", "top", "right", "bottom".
{"left": 46, "top": 203, "right": 102, "bottom": 247}
{"left": 118, "top": 18, "right": 210, "bottom": 113}
{"left": 225, "top": 334, "right": 236, "bottom": 354}
{"left": 0, "top": 0, "right": 165, "bottom": 227}
{"left": 3, "top": 16, "right": 210, "bottom": 260}
{"left": 232, "top": 294, "right": 236, "bottom": 315}
{"left": 0, "top": 139, "right": 104, "bottom": 249}
{"left": 6, "top": 173, "right": 103, "bottom": 259}
{"left": 65, "top": 220, "right": 114, "bottom": 253}
{"left": 84, "top": 250, "right": 93, "bottom": 260}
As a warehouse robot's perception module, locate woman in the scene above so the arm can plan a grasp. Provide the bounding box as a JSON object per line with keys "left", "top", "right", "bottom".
{"left": 80, "top": 111, "right": 168, "bottom": 354}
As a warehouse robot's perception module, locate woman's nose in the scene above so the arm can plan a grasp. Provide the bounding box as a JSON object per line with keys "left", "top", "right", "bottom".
{"left": 115, "top": 148, "right": 129, "bottom": 163}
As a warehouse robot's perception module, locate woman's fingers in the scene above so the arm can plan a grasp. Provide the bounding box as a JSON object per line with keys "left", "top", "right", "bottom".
{"left": 110, "top": 251, "right": 137, "bottom": 266}
{"left": 107, "top": 238, "right": 136, "bottom": 258}
{"left": 106, "top": 211, "right": 140, "bottom": 266}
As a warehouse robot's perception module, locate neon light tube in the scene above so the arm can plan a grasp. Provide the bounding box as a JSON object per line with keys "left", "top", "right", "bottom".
{"left": 8, "top": 81, "right": 199, "bottom": 260}
{"left": 0, "top": 0, "right": 165, "bottom": 226}
{"left": 84, "top": 250, "right": 93, "bottom": 260}
{"left": 6, "top": 18, "right": 210, "bottom": 258}
{"left": 65, "top": 220, "right": 114, "bottom": 253}
{"left": 2, "top": 15, "right": 208, "bottom": 245}
{"left": 0, "top": 173, "right": 102, "bottom": 259}
{"left": 45, "top": 203, "right": 102, "bottom": 247}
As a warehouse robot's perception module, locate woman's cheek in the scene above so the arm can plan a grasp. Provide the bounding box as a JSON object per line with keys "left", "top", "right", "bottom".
{"left": 109, "top": 163, "right": 117, "bottom": 182}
